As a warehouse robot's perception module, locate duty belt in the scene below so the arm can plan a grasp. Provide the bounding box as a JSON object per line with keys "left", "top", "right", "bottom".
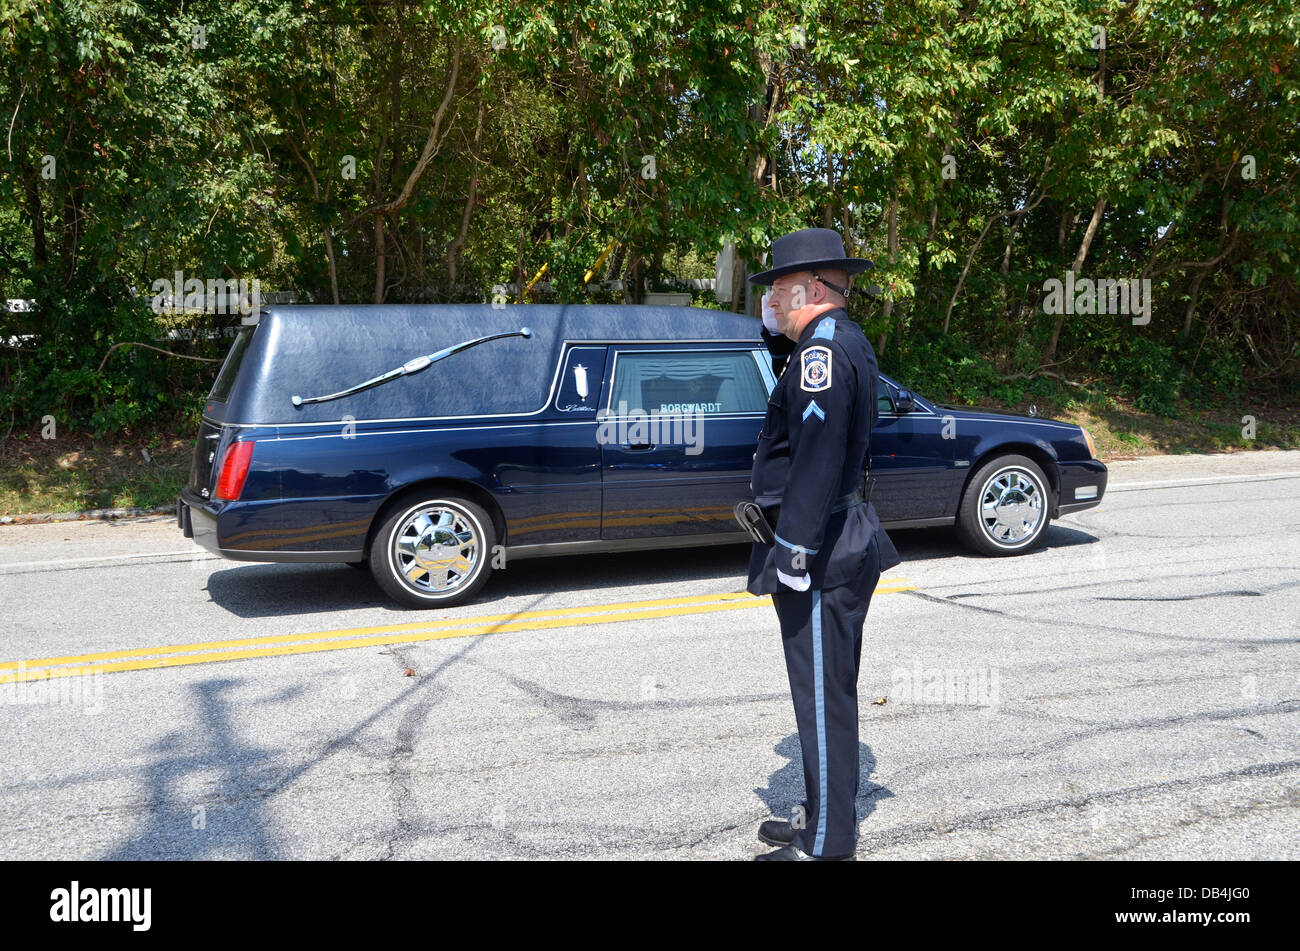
{"left": 831, "top": 489, "right": 863, "bottom": 512}
{"left": 753, "top": 489, "right": 863, "bottom": 530}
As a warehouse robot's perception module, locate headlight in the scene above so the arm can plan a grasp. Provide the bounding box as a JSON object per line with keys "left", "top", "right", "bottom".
{"left": 1080, "top": 427, "right": 1097, "bottom": 459}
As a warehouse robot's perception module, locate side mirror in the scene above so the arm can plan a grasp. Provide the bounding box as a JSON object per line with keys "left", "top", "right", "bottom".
{"left": 895, "top": 389, "right": 917, "bottom": 414}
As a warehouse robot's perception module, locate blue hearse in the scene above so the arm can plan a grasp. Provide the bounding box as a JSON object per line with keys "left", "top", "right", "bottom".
{"left": 178, "top": 304, "right": 1107, "bottom": 608}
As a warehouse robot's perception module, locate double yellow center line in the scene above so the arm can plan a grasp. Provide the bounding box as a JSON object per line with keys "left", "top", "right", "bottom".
{"left": 2, "top": 581, "right": 915, "bottom": 682}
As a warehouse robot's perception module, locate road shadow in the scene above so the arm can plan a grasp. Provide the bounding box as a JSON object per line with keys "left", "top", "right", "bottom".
{"left": 200, "top": 542, "right": 762, "bottom": 619}
{"left": 754, "top": 733, "right": 894, "bottom": 846}
{"left": 103, "top": 678, "right": 278, "bottom": 859}
{"left": 884, "top": 523, "right": 1104, "bottom": 558}
{"left": 100, "top": 624, "right": 507, "bottom": 858}
{"left": 196, "top": 525, "right": 1071, "bottom": 618}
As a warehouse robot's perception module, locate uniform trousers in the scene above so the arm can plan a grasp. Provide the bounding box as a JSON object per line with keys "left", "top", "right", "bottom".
{"left": 770, "top": 535, "right": 881, "bottom": 857}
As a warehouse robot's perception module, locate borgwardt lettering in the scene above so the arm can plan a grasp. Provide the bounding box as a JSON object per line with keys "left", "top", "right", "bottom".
{"left": 49, "top": 881, "right": 151, "bottom": 931}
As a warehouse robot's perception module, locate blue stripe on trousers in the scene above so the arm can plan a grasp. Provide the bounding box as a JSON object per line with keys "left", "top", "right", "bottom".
{"left": 811, "top": 588, "right": 828, "bottom": 856}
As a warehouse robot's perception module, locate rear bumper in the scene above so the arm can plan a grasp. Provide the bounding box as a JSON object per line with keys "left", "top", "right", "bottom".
{"left": 178, "top": 488, "right": 362, "bottom": 563}
{"left": 1054, "top": 459, "right": 1108, "bottom": 516}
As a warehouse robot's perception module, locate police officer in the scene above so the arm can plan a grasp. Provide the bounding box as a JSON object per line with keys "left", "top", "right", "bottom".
{"left": 744, "top": 228, "right": 902, "bottom": 861}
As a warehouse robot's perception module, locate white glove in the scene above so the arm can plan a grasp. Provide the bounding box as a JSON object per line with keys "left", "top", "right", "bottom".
{"left": 761, "top": 290, "right": 779, "bottom": 334}
{"left": 777, "top": 568, "right": 811, "bottom": 591}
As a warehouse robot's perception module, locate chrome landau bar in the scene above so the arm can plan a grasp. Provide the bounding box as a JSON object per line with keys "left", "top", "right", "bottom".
{"left": 290, "top": 327, "right": 533, "bottom": 407}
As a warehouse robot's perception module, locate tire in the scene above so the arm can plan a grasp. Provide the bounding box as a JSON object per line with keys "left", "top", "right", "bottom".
{"left": 955, "top": 454, "right": 1052, "bottom": 556}
{"left": 369, "top": 493, "right": 497, "bottom": 608}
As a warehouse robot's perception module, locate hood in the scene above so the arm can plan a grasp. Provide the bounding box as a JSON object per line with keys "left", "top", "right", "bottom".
{"left": 931, "top": 402, "right": 1077, "bottom": 428}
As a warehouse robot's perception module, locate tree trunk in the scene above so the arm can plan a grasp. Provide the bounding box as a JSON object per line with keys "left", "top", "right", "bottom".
{"left": 747, "top": 50, "right": 782, "bottom": 189}
{"left": 447, "top": 93, "right": 487, "bottom": 287}
{"left": 323, "top": 227, "right": 340, "bottom": 304}
{"left": 650, "top": 246, "right": 665, "bottom": 294}
{"left": 877, "top": 195, "right": 898, "bottom": 354}
{"left": 1043, "top": 195, "right": 1108, "bottom": 362}
{"left": 1182, "top": 269, "right": 1206, "bottom": 336}
{"left": 285, "top": 130, "right": 341, "bottom": 304}
{"left": 823, "top": 150, "right": 834, "bottom": 229}
{"left": 730, "top": 252, "right": 745, "bottom": 313}
{"left": 24, "top": 170, "right": 47, "bottom": 276}
{"left": 605, "top": 243, "right": 626, "bottom": 284}
{"left": 944, "top": 182, "right": 1050, "bottom": 335}
{"left": 373, "top": 214, "right": 387, "bottom": 304}
{"left": 368, "top": 42, "right": 462, "bottom": 303}
{"left": 626, "top": 253, "right": 643, "bottom": 304}
{"left": 1057, "top": 204, "right": 1073, "bottom": 251}
{"left": 61, "top": 185, "right": 82, "bottom": 281}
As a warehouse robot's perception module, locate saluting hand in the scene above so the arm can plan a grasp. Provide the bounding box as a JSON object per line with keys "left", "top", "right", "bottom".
{"left": 761, "top": 291, "right": 779, "bottom": 334}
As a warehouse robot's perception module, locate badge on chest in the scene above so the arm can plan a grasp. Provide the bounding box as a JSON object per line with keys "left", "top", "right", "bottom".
{"left": 800, "top": 346, "right": 833, "bottom": 392}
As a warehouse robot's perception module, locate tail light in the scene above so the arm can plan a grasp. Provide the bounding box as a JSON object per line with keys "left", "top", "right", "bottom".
{"left": 215, "top": 440, "right": 256, "bottom": 500}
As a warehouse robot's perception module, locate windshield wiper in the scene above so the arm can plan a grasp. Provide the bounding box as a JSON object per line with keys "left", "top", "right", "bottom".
{"left": 291, "top": 327, "right": 532, "bottom": 407}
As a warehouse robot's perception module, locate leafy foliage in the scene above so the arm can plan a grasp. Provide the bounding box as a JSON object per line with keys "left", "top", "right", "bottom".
{"left": 1, "top": 0, "right": 1296, "bottom": 437}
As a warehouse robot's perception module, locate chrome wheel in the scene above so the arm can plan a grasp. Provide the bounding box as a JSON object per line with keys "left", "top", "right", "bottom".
{"left": 391, "top": 503, "right": 480, "bottom": 594}
{"left": 978, "top": 466, "right": 1044, "bottom": 547}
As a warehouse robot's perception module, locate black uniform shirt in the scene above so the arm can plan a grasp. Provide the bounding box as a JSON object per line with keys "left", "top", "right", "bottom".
{"left": 746, "top": 308, "right": 901, "bottom": 594}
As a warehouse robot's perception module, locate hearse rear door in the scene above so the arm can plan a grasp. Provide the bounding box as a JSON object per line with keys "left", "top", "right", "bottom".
{"left": 599, "top": 345, "right": 770, "bottom": 540}
{"left": 501, "top": 345, "right": 607, "bottom": 548}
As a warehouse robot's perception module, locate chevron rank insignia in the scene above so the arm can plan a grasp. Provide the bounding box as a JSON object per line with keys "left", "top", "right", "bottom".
{"left": 800, "top": 346, "right": 832, "bottom": 392}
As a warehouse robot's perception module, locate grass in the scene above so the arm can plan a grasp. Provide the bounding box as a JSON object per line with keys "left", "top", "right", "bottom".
{"left": 969, "top": 387, "right": 1300, "bottom": 460}
{"left": 1, "top": 386, "right": 1297, "bottom": 516}
{"left": 0, "top": 433, "right": 193, "bottom": 516}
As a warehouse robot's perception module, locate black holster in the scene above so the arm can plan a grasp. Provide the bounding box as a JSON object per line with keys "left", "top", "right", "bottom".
{"left": 733, "top": 500, "right": 775, "bottom": 545}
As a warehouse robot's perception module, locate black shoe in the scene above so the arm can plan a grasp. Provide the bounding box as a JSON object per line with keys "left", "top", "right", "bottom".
{"left": 758, "top": 800, "right": 808, "bottom": 847}
{"left": 757, "top": 819, "right": 796, "bottom": 847}
{"left": 754, "top": 844, "right": 855, "bottom": 861}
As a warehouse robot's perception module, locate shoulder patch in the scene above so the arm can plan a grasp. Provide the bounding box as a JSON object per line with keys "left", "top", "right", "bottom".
{"left": 800, "top": 345, "right": 832, "bottom": 392}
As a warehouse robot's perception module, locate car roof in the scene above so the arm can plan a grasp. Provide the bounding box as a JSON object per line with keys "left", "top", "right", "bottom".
{"left": 220, "top": 303, "right": 765, "bottom": 425}
{"left": 258, "top": 303, "right": 763, "bottom": 342}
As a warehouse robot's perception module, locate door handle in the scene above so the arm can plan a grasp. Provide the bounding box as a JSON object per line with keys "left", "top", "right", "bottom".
{"left": 621, "top": 443, "right": 655, "bottom": 451}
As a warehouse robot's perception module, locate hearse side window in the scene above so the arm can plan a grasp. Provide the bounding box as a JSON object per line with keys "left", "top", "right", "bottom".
{"left": 751, "top": 348, "right": 777, "bottom": 394}
{"left": 554, "top": 345, "right": 608, "bottom": 413}
{"left": 209, "top": 326, "right": 254, "bottom": 404}
{"left": 608, "top": 350, "right": 767, "bottom": 416}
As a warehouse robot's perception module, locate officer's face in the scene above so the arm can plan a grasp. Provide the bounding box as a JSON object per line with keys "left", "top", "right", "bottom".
{"left": 770, "top": 272, "right": 818, "bottom": 337}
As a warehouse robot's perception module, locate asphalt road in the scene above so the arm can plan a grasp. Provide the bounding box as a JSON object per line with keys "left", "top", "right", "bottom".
{"left": 1, "top": 450, "right": 1297, "bottom": 860}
